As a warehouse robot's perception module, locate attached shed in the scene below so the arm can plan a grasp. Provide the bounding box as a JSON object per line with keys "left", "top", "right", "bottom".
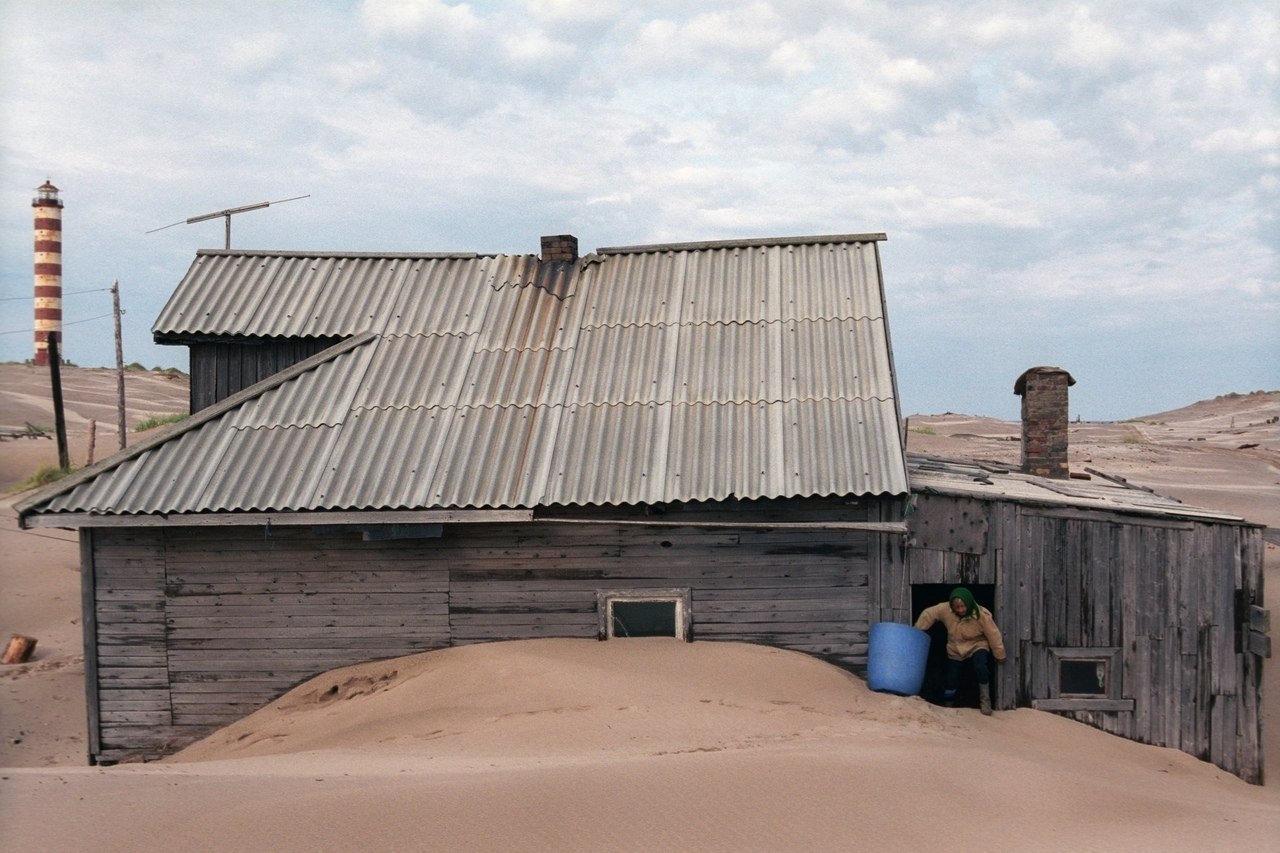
{"left": 16, "top": 233, "right": 911, "bottom": 764}
{"left": 897, "top": 454, "right": 1267, "bottom": 783}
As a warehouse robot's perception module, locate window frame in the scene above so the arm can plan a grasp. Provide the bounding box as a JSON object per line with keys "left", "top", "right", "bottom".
{"left": 596, "top": 588, "right": 691, "bottom": 641}
{"left": 1033, "top": 647, "right": 1133, "bottom": 712}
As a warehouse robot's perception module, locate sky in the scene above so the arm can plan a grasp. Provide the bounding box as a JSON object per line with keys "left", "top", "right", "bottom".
{"left": 0, "top": 1, "right": 1275, "bottom": 421}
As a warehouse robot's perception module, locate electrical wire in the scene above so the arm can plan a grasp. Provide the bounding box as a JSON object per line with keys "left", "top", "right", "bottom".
{"left": 0, "top": 286, "right": 111, "bottom": 302}
{"left": 0, "top": 313, "right": 114, "bottom": 335}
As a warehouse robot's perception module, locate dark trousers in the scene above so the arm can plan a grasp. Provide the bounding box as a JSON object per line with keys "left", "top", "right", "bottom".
{"left": 944, "top": 649, "right": 992, "bottom": 698}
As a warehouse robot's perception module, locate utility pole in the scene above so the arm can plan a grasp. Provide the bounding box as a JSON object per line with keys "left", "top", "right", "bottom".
{"left": 112, "top": 280, "right": 127, "bottom": 449}
{"left": 47, "top": 332, "right": 70, "bottom": 470}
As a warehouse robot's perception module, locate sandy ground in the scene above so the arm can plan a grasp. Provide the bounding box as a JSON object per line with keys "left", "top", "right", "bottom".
{"left": 0, "top": 371, "right": 1277, "bottom": 851}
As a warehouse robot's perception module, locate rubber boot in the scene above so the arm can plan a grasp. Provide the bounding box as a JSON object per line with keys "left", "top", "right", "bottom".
{"left": 979, "top": 688, "right": 992, "bottom": 716}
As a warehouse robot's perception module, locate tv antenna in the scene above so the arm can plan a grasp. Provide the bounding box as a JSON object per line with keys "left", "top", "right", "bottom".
{"left": 147, "top": 194, "right": 310, "bottom": 249}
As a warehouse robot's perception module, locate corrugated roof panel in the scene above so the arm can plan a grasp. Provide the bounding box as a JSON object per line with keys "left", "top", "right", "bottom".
{"left": 572, "top": 251, "right": 687, "bottom": 328}
{"left": 457, "top": 347, "right": 572, "bottom": 409}
{"left": 155, "top": 254, "right": 533, "bottom": 339}
{"left": 32, "top": 234, "right": 913, "bottom": 521}
{"left": 194, "top": 425, "right": 341, "bottom": 511}
{"left": 285, "top": 256, "right": 409, "bottom": 336}
{"left": 782, "top": 398, "right": 908, "bottom": 496}
{"left": 663, "top": 401, "right": 780, "bottom": 501}
{"left": 154, "top": 254, "right": 280, "bottom": 337}
{"left": 314, "top": 405, "right": 565, "bottom": 510}
{"left": 427, "top": 405, "right": 559, "bottom": 508}
{"left": 473, "top": 279, "right": 574, "bottom": 352}
{"left": 677, "top": 245, "right": 776, "bottom": 326}
{"left": 782, "top": 318, "right": 893, "bottom": 403}
{"left": 563, "top": 324, "right": 675, "bottom": 406}
{"left": 673, "top": 321, "right": 777, "bottom": 405}
{"left": 383, "top": 256, "right": 517, "bottom": 336}
{"left": 779, "top": 241, "right": 883, "bottom": 321}
{"left": 350, "top": 334, "right": 478, "bottom": 411}
{"left": 227, "top": 342, "right": 375, "bottom": 428}
{"left": 46, "top": 424, "right": 236, "bottom": 514}
{"left": 542, "top": 403, "right": 670, "bottom": 506}
{"left": 314, "top": 406, "right": 451, "bottom": 510}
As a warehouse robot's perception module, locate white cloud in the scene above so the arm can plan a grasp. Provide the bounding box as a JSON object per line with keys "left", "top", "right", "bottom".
{"left": 224, "top": 32, "right": 290, "bottom": 75}
{"left": 0, "top": 0, "right": 1274, "bottom": 417}
{"left": 360, "top": 0, "right": 481, "bottom": 39}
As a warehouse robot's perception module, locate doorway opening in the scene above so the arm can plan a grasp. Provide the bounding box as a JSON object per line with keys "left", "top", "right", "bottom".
{"left": 910, "top": 583, "right": 997, "bottom": 709}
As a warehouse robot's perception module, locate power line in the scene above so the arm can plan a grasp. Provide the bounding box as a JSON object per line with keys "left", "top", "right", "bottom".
{"left": 0, "top": 312, "right": 113, "bottom": 335}
{"left": 0, "top": 286, "right": 112, "bottom": 302}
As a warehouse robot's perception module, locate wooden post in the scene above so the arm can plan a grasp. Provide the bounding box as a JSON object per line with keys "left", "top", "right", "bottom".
{"left": 86, "top": 418, "right": 97, "bottom": 465}
{"left": 112, "top": 280, "right": 127, "bottom": 450}
{"left": 47, "top": 332, "right": 70, "bottom": 470}
{"left": 3, "top": 635, "right": 37, "bottom": 665}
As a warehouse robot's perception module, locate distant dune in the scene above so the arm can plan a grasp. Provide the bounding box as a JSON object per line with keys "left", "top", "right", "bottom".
{"left": 0, "top": 363, "right": 189, "bottom": 491}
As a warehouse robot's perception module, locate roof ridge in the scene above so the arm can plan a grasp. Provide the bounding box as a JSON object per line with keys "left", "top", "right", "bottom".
{"left": 193, "top": 249, "right": 507, "bottom": 260}
{"left": 596, "top": 233, "right": 887, "bottom": 255}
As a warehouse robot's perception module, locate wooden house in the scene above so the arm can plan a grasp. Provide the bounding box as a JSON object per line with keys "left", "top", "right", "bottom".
{"left": 14, "top": 234, "right": 1268, "bottom": 783}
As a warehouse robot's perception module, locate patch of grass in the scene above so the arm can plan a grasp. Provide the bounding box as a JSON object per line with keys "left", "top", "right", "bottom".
{"left": 910, "top": 425, "right": 937, "bottom": 435}
{"left": 133, "top": 412, "right": 189, "bottom": 432}
{"left": 1122, "top": 431, "right": 1143, "bottom": 445}
{"left": 9, "top": 464, "right": 74, "bottom": 493}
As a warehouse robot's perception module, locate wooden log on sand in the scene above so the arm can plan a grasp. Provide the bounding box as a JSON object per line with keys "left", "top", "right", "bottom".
{"left": 3, "top": 634, "right": 37, "bottom": 664}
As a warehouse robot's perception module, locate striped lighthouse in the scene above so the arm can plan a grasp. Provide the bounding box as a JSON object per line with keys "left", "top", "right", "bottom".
{"left": 32, "top": 179, "right": 63, "bottom": 366}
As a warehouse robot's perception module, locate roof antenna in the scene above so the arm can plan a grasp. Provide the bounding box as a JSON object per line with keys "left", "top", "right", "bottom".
{"left": 147, "top": 194, "right": 310, "bottom": 249}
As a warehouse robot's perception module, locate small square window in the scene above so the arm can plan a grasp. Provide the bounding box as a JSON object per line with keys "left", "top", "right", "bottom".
{"left": 611, "top": 600, "right": 677, "bottom": 637}
{"left": 597, "top": 588, "right": 691, "bottom": 641}
{"left": 1059, "top": 658, "right": 1108, "bottom": 697}
{"left": 1033, "top": 647, "right": 1132, "bottom": 713}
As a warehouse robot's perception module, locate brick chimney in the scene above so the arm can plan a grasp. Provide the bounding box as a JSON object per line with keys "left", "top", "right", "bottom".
{"left": 1014, "top": 366, "right": 1076, "bottom": 479}
{"left": 540, "top": 234, "right": 578, "bottom": 264}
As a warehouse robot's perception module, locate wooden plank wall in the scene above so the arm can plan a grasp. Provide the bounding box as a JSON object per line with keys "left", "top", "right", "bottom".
{"left": 899, "top": 492, "right": 1264, "bottom": 783}
{"left": 1006, "top": 509, "right": 1263, "bottom": 782}
{"left": 88, "top": 500, "right": 880, "bottom": 762}
{"left": 90, "top": 529, "right": 171, "bottom": 760}
{"left": 161, "top": 527, "right": 450, "bottom": 750}
{"left": 448, "top": 523, "right": 870, "bottom": 665}
{"left": 896, "top": 491, "right": 1264, "bottom": 783}
{"left": 188, "top": 337, "right": 342, "bottom": 412}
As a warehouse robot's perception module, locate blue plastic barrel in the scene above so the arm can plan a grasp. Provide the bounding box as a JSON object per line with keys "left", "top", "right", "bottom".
{"left": 867, "top": 622, "right": 931, "bottom": 696}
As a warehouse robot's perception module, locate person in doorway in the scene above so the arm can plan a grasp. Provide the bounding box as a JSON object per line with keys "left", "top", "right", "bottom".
{"left": 914, "top": 587, "right": 1006, "bottom": 715}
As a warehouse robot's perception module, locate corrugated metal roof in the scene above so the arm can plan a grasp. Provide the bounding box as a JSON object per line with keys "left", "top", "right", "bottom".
{"left": 907, "top": 453, "right": 1247, "bottom": 523}
{"left": 29, "top": 235, "right": 910, "bottom": 518}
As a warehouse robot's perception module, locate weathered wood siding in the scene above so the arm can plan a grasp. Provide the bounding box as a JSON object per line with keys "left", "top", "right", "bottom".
{"left": 85, "top": 498, "right": 886, "bottom": 763}
{"left": 186, "top": 337, "right": 343, "bottom": 412}
{"left": 894, "top": 492, "right": 1266, "bottom": 783}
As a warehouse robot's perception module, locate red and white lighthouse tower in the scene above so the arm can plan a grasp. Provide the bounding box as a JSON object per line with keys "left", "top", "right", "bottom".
{"left": 32, "top": 179, "right": 64, "bottom": 366}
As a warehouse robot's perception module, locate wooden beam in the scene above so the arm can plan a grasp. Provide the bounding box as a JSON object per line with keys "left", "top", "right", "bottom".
{"left": 24, "top": 509, "right": 535, "bottom": 529}
{"left": 534, "top": 517, "right": 908, "bottom": 534}
{"left": 80, "top": 530, "right": 102, "bottom": 762}
{"left": 1033, "top": 698, "right": 1135, "bottom": 712}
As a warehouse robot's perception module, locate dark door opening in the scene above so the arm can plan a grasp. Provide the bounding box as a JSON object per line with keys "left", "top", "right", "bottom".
{"left": 611, "top": 600, "right": 678, "bottom": 637}
{"left": 910, "top": 583, "right": 997, "bottom": 709}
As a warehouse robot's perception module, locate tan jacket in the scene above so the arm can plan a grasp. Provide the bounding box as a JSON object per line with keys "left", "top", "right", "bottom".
{"left": 914, "top": 602, "right": 1007, "bottom": 662}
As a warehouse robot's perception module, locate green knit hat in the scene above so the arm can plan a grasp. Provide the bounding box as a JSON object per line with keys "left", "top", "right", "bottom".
{"left": 949, "top": 587, "right": 979, "bottom": 620}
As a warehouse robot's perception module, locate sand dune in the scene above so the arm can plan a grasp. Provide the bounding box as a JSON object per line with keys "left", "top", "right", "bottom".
{"left": 1, "top": 372, "right": 1277, "bottom": 851}
{"left": 3, "top": 638, "right": 1277, "bottom": 852}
